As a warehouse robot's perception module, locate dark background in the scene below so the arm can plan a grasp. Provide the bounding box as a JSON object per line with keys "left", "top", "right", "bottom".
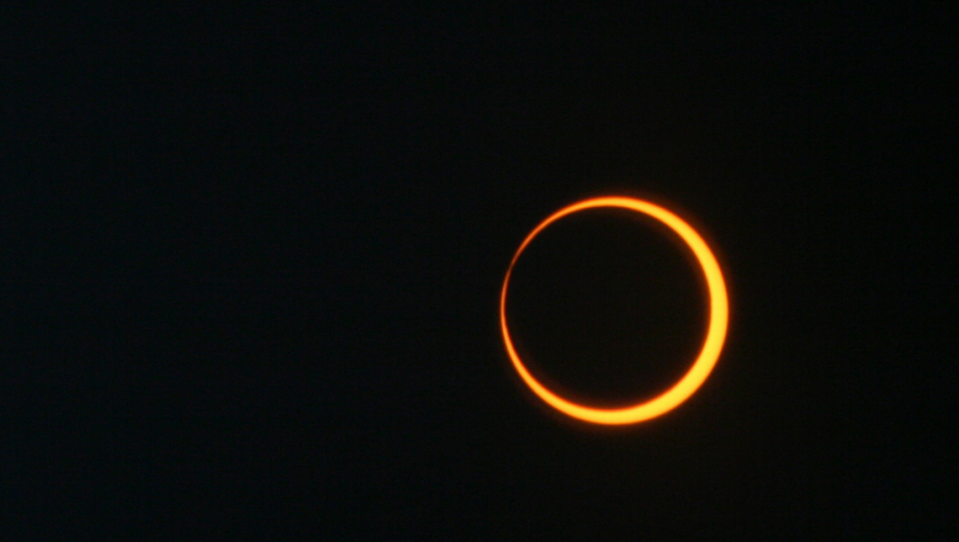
{"left": 2, "top": 4, "right": 955, "bottom": 539}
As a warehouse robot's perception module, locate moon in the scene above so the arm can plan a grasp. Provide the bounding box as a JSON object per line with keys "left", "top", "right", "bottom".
{"left": 499, "top": 196, "right": 729, "bottom": 425}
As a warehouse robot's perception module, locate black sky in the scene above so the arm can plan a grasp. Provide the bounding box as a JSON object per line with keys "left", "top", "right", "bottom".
{"left": 2, "top": 4, "right": 956, "bottom": 540}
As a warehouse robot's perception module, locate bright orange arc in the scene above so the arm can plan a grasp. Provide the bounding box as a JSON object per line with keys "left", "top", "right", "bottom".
{"left": 500, "top": 196, "right": 729, "bottom": 425}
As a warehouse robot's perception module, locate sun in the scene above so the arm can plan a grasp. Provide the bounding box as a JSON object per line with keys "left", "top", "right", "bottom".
{"left": 500, "top": 196, "right": 729, "bottom": 425}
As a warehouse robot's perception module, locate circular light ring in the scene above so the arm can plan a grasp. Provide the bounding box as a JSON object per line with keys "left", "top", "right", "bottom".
{"left": 500, "top": 196, "right": 729, "bottom": 425}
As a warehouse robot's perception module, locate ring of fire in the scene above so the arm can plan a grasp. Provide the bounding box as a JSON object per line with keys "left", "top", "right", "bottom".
{"left": 499, "top": 196, "right": 729, "bottom": 425}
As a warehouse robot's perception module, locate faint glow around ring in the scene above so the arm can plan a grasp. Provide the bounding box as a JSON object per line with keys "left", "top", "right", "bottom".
{"left": 499, "top": 197, "right": 729, "bottom": 425}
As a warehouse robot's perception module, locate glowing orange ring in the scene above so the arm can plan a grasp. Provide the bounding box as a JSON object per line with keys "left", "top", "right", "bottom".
{"left": 500, "top": 196, "right": 729, "bottom": 425}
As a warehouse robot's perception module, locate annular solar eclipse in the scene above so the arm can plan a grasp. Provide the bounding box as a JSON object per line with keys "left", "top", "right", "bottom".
{"left": 499, "top": 196, "right": 729, "bottom": 425}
